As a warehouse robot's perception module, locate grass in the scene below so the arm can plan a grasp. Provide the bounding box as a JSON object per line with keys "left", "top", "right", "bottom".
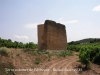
{"left": 54, "top": 50, "right": 73, "bottom": 57}
{"left": 16, "top": 53, "right": 20, "bottom": 56}
{"left": 34, "top": 58, "right": 41, "bottom": 65}
{"left": 0, "top": 62, "right": 15, "bottom": 75}
{"left": 0, "top": 47, "right": 11, "bottom": 56}
{"left": 23, "top": 49, "right": 74, "bottom": 65}
{"left": 23, "top": 48, "right": 49, "bottom": 56}
{"left": 24, "top": 49, "right": 74, "bottom": 58}
{"left": 0, "top": 48, "right": 74, "bottom": 75}
{"left": 23, "top": 48, "right": 38, "bottom": 56}
{"left": 22, "top": 62, "right": 27, "bottom": 64}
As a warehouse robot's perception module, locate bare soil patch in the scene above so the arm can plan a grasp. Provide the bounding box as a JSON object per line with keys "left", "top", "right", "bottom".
{"left": 28, "top": 52, "right": 100, "bottom": 75}
{"left": 0, "top": 48, "right": 100, "bottom": 75}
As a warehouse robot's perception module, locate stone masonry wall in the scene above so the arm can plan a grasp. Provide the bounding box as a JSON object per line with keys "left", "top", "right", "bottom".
{"left": 38, "top": 24, "right": 44, "bottom": 50}
{"left": 38, "top": 20, "right": 67, "bottom": 50}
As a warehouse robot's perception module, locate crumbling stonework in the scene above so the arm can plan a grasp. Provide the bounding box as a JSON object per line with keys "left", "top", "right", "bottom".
{"left": 38, "top": 20, "right": 67, "bottom": 50}
{"left": 38, "top": 24, "right": 44, "bottom": 50}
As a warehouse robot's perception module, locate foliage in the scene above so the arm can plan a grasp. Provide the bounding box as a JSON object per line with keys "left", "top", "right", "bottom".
{"left": 23, "top": 48, "right": 49, "bottom": 56}
{"left": 78, "top": 47, "right": 91, "bottom": 69}
{"left": 0, "top": 37, "right": 38, "bottom": 49}
{"left": 34, "top": 58, "right": 41, "bottom": 65}
{"left": 0, "top": 62, "right": 15, "bottom": 75}
{"left": 68, "top": 42, "right": 100, "bottom": 69}
{"left": 55, "top": 50, "right": 73, "bottom": 57}
{"left": 68, "top": 38, "right": 100, "bottom": 45}
{"left": 23, "top": 48, "right": 38, "bottom": 56}
{"left": 0, "top": 47, "right": 11, "bottom": 56}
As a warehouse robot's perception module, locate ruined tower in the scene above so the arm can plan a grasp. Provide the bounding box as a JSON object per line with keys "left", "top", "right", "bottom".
{"left": 38, "top": 20, "right": 67, "bottom": 50}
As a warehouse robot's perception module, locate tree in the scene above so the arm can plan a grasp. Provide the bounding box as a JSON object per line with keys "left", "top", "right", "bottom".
{"left": 29, "top": 42, "right": 34, "bottom": 49}
{"left": 0, "top": 37, "right": 38, "bottom": 49}
{"left": 13, "top": 41, "right": 18, "bottom": 48}
{"left": 79, "top": 47, "right": 91, "bottom": 69}
{"left": 18, "top": 42, "right": 24, "bottom": 48}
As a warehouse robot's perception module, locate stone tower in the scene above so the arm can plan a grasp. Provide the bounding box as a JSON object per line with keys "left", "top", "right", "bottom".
{"left": 38, "top": 20, "right": 67, "bottom": 50}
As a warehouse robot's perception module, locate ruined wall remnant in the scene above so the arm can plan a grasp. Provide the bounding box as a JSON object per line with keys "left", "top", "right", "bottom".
{"left": 38, "top": 20, "right": 67, "bottom": 50}
{"left": 38, "top": 24, "right": 44, "bottom": 50}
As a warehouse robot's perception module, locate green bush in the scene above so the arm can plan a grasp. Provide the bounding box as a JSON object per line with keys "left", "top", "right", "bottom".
{"left": 57, "top": 50, "right": 73, "bottom": 57}
{"left": 0, "top": 47, "right": 11, "bottom": 56}
{"left": 78, "top": 47, "right": 91, "bottom": 69}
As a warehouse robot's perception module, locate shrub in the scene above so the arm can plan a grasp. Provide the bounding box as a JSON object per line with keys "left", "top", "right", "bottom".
{"left": 23, "top": 48, "right": 38, "bottom": 55}
{"left": 34, "top": 58, "right": 41, "bottom": 65}
{"left": 37, "top": 50, "right": 49, "bottom": 54}
{"left": 0, "top": 62, "right": 15, "bottom": 75}
{"left": 0, "top": 47, "right": 11, "bottom": 56}
{"left": 23, "top": 49, "right": 49, "bottom": 56}
{"left": 78, "top": 47, "right": 91, "bottom": 69}
{"left": 57, "top": 50, "right": 73, "bottom": 57}
{"left": 23, "top": 48, "right": 32, "bottom": 52}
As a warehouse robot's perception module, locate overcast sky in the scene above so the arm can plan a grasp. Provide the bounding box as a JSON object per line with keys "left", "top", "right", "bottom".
{"left": 0, "top": 0, "right": 100, "bottom": 44}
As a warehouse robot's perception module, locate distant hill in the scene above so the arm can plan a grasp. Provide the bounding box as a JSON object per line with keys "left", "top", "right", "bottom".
{"left": 68, "top": 38, "right": 100, "bottom": 45}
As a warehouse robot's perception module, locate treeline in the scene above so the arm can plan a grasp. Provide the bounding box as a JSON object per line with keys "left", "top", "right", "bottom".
{"left": 68, "top": 38, "right": 100, "bottom": 45}
{"left": 0, "top": 37, "right": 37, "bottom": 49}
{"left": 90, "top": 38, "right": 100, "bottom": 43}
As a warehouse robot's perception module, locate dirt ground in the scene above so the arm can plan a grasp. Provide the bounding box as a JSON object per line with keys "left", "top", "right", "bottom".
{"left": 28, "top": 52, "right": 100, "bottom": 75}
{"left": 1, "top": 48, "right": 100, "bottom": 75}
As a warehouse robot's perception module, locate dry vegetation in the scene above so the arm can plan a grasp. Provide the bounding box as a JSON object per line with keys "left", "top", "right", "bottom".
{"left": 0, "top": 47, "right": 100, "bottom": 75}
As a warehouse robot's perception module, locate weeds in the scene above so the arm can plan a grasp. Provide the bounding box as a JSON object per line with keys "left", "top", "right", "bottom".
{"left": 34, "top": 58, "right": 41, "bottom": 65}
{"left": 23, "top": 48, "right": 38, "bottom": 55}
{"left": 22, "top": 62, "right": 27, "bottom": 64}
{"left": 56, "top": 50, "right": 73, "bottom": 57}
{"left": 0, "top": 47, "right": 11, "bottom": 56}
{"left": 16, "top": 53, "right": 20, "bottom": 56}
{"left": 31, "top": 66, "right": 35, "bottom": 69}
{"left": 23, "top": 48, "right": 49, "bottom": 56}
{"left": 0, "top": 62, "right": 15, "bottom": 75}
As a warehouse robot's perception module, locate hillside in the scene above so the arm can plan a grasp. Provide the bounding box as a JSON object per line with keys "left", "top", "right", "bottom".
{"left": 68, "top": 38, "right": 100, "bottom": 44}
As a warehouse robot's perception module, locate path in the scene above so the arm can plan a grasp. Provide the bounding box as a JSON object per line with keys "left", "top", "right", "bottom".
{"left": 28, "top": 52, "right": 80, "bottom": 75}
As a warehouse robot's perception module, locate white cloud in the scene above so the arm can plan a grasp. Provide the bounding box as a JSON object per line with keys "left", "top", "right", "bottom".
{"left": 58, "top": 18, "right": 63, "bottom": 21}
{"left": 93, "top": 5, "right": 100, "bottom": 12}
{"left": 13, "top": 35, "right": 28, "bottom": 39}
{"left": 59, "top": 20, "right": 78, "bottom": 24}
{"left": 25, "top": 23, "right": 38, "bottom": 29}
{"left": 25, "top": 22, "right": 43, "bottom": 29}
